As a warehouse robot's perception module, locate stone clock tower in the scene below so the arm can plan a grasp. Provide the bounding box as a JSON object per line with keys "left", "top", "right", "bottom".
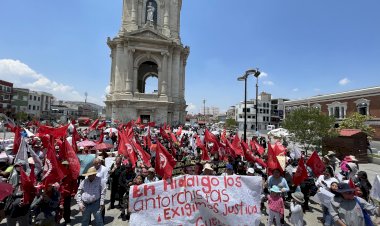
{"left": 105, "top": 0, "right": 189, "bottom": 125}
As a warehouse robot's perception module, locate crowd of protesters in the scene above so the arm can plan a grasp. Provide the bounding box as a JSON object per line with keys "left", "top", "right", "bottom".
{"left": 0, "top": 118, "right": 379, "bottom": 226}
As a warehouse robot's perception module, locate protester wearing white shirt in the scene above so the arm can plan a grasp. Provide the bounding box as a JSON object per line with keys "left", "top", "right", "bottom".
{"left": 315, "top": 166, "right": 338, "bottom": 189}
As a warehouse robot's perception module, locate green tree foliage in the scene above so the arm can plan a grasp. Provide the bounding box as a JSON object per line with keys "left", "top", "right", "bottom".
{"left": 225, "top": 118, "right": 237, "bottom": 130}
{"left": 339, "top": 112, "right": 375, "bottom": 139}
{"left": 15, "top": 111, "right": 28, "bottom": 122}
{"left": 283, "top": 107, "right": 337, "bottom": 154}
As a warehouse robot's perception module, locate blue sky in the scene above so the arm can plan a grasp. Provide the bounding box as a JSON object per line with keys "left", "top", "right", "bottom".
{"left": 1, "top": 1, "right": 379, "bottom": 114}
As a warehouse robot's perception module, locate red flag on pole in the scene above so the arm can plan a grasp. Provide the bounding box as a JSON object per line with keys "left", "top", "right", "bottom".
{"left": 20, "top": 167, "right": 36, "bottom": 204}
{"left": 97, "top": 121, "right": 106, "bottom": 130}
{"left": 170, "top": 133, "right": 178, "bottom": 143}
{"left": 12, "top": 126, "right": 22, "bottom": 154}
{"left": 251, "top": 140, "right": 265, "bottom": 155}
{"left": 293, "top": 157, "right": 308, "bottom": 186}
{"left": 204, "top": 129, "right": 220, "bottom": 153}
{"left": 89, "top": 119, "right": 99, "bottom": 131}
{"left": 176, "top": 127, "right": 182, "bottom": 136}
{"left": 231, "top": 134, "right": 244, "bottom": 156}
{"left": 136, "top": 117, "right": 142, "bottom": 124}
{"left": 160, "top": 127, "right": 171, "bottom": 141}
{"left": 42, "top": 144, "right": 65, "bottom": 187}
{"left": 274, "top": 142, "right": 287, "bottom": 156}
{"left": 241, "top": 141, "right": 256, "bottom": 163}
{"left": 132, "top": 140, "right": 152, "bottom": 167}
{"left": 71, "top": 125, "right": 80, "bottom": 152}
{"left": 38, "top": 124, "right": 69, "bottom": 138}
{"left": 125, "top": 139, "right": 138, "bottom": 168}
{"left": 155, "top": 141, "right": 177, "bottom": 179}
{"left": 306, "top": 151, "right": 326, "bottom": 177}
{"left": 63, "top": 140, "right": 81, "bottom": 180}
{"left": 267, "top": 142, "right": 283, "bottom": 175}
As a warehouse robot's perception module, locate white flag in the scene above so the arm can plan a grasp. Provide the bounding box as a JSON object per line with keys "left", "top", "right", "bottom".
{"left": 370, "top": 175, "right": 380, "bottom": 201}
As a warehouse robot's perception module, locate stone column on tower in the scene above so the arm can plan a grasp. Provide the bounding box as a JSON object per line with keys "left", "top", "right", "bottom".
{"left": 114, "top": 42, "right": 125, "bottom": 92}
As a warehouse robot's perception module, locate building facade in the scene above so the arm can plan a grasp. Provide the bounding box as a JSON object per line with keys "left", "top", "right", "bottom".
{"left": 27, "top": 91, "right": 42, "bottom": 118}
{"left": 0, "top": 80, "right": 13, "bottom": 116}
{"left": 271, "top": 98, "right": 289, "bottom": 128}
{"left": 235, "top": 92, "right": 272, "bottom": 133}
{"left": 105, "top": 0, "right": 190, "bottom": 125}
{"left": 12, "top": 88, "right": 29, "bottom": 115}
{"left": 284, "top": 86, "right": 380, "bottom": 140}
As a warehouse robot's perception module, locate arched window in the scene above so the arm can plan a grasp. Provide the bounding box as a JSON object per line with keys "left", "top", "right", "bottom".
{"left": 327, "top": 101, "right": 347, "bottom": 119}
{"left": 354, "top": 98, "right": 370, "bottom": 116}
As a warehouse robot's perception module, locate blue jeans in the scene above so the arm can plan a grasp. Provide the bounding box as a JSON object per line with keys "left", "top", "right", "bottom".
{"left": 322, "top": 205, "right": 333, "bottom": 226}
{"left": 81, "top": 200, "right": 104, "bottom": 226}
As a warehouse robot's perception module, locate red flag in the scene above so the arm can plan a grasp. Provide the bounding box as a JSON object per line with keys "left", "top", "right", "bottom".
{"left": 145, "top": 135, "right": 152, "bottom": 150}
{"left": 160, "top": 127, "right": 171, "bottom": 141}
{"left": 71, "top": 126, "right": 80, "bottom": 152}
{"left": 349, "top": 178, "right": 356, "bottom": 189}
{"left": 155, "top": 141, "right": 176, "bottom": 179}
{"left": 176, "top": 127, "right": 182, "bottom": 136}
{"left": 170, "top": 133, "right": 178, "bottom": 143}
{"left": 136, "top": 117, "right": 142, "bottom": 124}
{"left": 267, "top": 142, "right": 283, "bottom": 175}
{"left": 224, "top": 140, "right": 237, "bottom": 158}
{"left": 63, "top": 140, "right": 81, "bottom": 179}
{"left": 196, "top": 136, "right": 210, "bottom": 161}
{"left": 118, "top": 131, "right": 128, "bottom": 157}
{"left": 132, "top": 140, "right": 151, "bottom": 167}
{"left": 38, "top": 124, "right": 69, "bottom": 138}
{"left": 231, "top": 134, "right": 244, "bottom": 156}
{"left": 20, "top": 167, "right": 36, "bottom": 204}
{"left": 148, "top": 121, "right": 156, "bottom": 127}
{"left": 96, "top": 131, "right": 104, "bottom": 144}
{"left": 274, "top": 142, "right": 287, "bottom": 156}
{"left": 97, "top": 121, "right": 106, "bottom": 130}
{"left": 306, "top": 151, "right": 326, "bottom": 177}
{"left": 241, "top": 141, "right": 256, "bottom": 163}
{"left": 251, "top": 140, "right": 265, "bottom": 155}
{"left": 204, "top": 129, "right": 220, "bottom": 153}
{"left": 125, "top": 139, "right": 138, "bottom": 168}
{"left": 12, "top": 126, "right": 22, "bottom": 154}
{"left": 42, "top": 144, "right": 65, "bottom": 186}
{"left": 293, "top": 157, "right": 308, "bottom": 186}
{"left": 89, "top": 119, "right": 99, "bottom": 131}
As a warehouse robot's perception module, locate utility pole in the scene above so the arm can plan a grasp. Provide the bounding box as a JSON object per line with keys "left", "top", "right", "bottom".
{"left": 203, "top": 99, "right": 206, "bottom": 121}
{"left": 84, "top": 91, "right": 88, "bottom": 103}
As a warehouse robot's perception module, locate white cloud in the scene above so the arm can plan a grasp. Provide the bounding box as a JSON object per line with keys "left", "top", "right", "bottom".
{"left": 339, "top": 78, "right": 350, "bottom": 86}
{"left": 186, "top": 103, "right": 197, "bottom": 113}
{"left": 314, "top": 88, "right": 321, "bottom": 92}
{"left": 0, "top": 59, "right": 104, "bottom": 106}
{"left": 292, "top": 88, "right": 299, "bottom": 92}
{"left": 259, "top": 71, "right": 268, "bottom": 78}
{"left": 105, "top": 85, "right": 110, "bottom": 94}
{"left": 263, "top": 80, "right": 274, "bottom": 86}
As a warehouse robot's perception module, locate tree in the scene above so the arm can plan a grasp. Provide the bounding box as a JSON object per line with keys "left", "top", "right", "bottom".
{"left": 339, "top": 112, "right": 375, "bottom": 140}
{"left": 225, "top": 118, "right": 237, "bottom": 130}
{"left": 282, "top": 107, "right": 337, "bottom": 155}
{"left": 15, "top": 111, "right": 28, "bottom": 122}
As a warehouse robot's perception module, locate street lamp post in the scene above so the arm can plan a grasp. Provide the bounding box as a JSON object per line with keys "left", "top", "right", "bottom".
{"left": 253, "top": 71, "right": 260, "bottom": 134}
{"left": 237, "top": 68, "right": 261, "bottom": 142}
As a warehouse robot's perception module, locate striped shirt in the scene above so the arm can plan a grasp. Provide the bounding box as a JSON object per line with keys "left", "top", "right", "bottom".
{"left": 76, "top": 176, "right": 106, "bottom": 206}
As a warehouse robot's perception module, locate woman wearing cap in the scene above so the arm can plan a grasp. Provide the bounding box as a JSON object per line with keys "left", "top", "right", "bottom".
{"left": 329, "top": 182, "right": 380, "bottom": 226}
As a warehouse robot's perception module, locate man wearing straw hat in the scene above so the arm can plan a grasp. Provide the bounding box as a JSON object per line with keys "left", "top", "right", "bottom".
{"left": 76, "top": 166, "right": 106, "bottom": 226}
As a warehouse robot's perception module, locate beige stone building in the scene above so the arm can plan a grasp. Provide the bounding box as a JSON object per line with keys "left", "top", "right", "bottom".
{"left": 105, "top": 0, "right": 189, "bottom": 125}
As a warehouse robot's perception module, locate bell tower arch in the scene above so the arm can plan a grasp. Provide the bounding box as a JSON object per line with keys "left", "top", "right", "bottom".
{"left": 105, "top": 0, "right": 189, "bottom": 125}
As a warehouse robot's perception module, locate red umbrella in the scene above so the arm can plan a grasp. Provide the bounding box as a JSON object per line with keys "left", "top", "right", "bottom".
{"left": 77, "top": 140, "right": 97, "bottom": 147}
{"left": 94, "top": 143, "right": 114, "bottom": 151}
{"left": 0, "top": 182, "right": 13, "bottom": 201}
